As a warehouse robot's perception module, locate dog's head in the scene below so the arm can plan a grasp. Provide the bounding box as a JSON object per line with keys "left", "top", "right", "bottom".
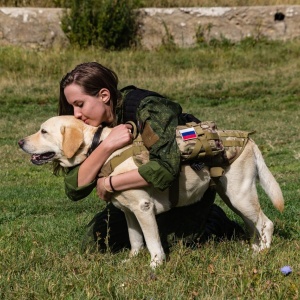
{"left": 18, "top": 116, "right": 97, "bottom": 167}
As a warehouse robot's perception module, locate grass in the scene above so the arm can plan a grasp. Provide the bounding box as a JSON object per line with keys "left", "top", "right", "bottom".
{"left": 0, "top": 40, "right": 300, "bottom": 299}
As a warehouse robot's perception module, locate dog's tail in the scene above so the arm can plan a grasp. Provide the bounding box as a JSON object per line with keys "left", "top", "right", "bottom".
{"left": 254, "top": 143, "right": 284, "bottom": 212}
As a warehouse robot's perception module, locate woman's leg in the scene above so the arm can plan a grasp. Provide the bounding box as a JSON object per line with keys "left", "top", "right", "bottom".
{"left": 81, "top": 203, "right": 130, "bottom": 253}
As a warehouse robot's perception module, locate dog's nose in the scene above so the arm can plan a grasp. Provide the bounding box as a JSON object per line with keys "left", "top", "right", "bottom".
{"left": 18, "top": 139, "right": 24, "bottom": 148}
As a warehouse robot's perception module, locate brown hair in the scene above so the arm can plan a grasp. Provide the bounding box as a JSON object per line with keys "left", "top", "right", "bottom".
{"left": 54, "top": 62, "right": 121, "bottom": 175}
{"left": 58, "top": 62, "right": 121, "bottom": 117}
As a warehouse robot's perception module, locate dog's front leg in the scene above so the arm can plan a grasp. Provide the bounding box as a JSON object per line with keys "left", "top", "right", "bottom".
{"left": 133, "top": 199, "right": 166, "bottom": 269}
{"left": 123, "top": 208, "right": 145, "bottom": 257}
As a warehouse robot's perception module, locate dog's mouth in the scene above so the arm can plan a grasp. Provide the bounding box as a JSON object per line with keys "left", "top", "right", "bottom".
{"left": 31, "top": 152, "right": 55, "bottom": 165}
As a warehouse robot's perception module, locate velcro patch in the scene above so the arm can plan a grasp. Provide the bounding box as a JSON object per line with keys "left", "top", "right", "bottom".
{"left": 179, "top": 127, "right": 197, "bottom": 141}
{"left": 141, "top": 122, "right": 159, "bottom": 149}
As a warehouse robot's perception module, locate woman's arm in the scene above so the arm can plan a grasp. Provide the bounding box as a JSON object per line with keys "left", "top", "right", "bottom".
{"left": 136, "top": 96, "right": 182, "bottom": 190}
{"left": 95, "top": 94, "right": 182, "bottom": 201}
{"left": 78, "top": 123, "right": 133, "bottom": 186}
{"left": 97, "top": 170, "right": 150, "bottom": 201}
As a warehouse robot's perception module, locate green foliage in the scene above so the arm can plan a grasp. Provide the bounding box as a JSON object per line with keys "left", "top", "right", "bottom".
{"left": 195, "top": 22, "right": 275, "bottom": 49}
{"left": 97, "top": 0, "right": 140, "bottom": 50}
{"left": 195, "top": 23, "right": 213, "bottom": 45}
{"left": 61, "top": 0, "right": 139, "bottom": 50}
{"left": 0, "top": 0, "right": 64, "bottom": 6}
{"left": 160, "top": 20, "right": 177, "bottom": 51}
{"left": 61, "top": 0, "right": 97, "bottom": 48}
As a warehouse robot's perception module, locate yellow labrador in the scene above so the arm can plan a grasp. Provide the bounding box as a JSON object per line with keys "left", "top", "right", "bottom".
{"left": 18, "top": 116, "right": 284, "bottom": 268}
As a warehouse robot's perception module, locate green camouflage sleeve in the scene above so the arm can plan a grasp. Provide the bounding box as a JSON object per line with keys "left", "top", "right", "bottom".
{"left": 64, "top": 166, "right": 96, "bottom": 201}
{"left": 137, "top": 95, "right": 182, "bottom": 190}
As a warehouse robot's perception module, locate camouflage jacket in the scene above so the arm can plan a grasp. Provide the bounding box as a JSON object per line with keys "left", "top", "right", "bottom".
{"left": 64, "top": 87, "right": 183, "bottom": 201}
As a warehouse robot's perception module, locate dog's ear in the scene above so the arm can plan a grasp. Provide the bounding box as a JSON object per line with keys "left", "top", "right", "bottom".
{"left": 61, "top": 126, "right": 83, "bottom": 159}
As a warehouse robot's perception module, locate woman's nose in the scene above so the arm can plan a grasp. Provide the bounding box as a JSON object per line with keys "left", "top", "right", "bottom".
{"left": 73, "top": 107, "right": 82, "bottom": 119}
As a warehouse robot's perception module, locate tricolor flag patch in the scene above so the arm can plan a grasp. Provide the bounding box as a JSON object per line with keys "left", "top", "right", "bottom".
{"left": 179, "top": 127, "right": 197, "bottom": 141}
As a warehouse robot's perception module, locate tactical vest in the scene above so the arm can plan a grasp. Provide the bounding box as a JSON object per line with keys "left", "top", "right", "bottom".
{"left": 120, "top": 86, "right": 254, "bottom": 177}
{"left": 120, "top": 85, "right": 164, "bottom": 126}
{"left": 120, "top": 85, "right": 201, "bottom": 130}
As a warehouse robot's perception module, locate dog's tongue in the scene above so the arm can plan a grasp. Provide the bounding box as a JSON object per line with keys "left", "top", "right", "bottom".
{"left": 30, "top": 152, "right": 55, "bottom": 165}
{"left": 31, "top": 154, "right": 40, "bottom": 160}
{"left": 31, "top": 154, "right": 44, "bottom": 165}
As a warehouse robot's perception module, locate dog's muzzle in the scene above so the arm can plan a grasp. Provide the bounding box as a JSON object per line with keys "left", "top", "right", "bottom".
{"left": 18, "top": 139, "right": 55, "bottom": 165}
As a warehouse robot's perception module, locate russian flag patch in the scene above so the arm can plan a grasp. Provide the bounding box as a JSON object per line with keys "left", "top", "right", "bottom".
{"left": 179, "top": 127, "right": 197, "bottom": 141}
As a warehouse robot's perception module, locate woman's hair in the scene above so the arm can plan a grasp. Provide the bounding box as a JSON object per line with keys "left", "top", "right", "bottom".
{"left": 55, "top": 62, "right": 121, "bottom": 175}
{"left": 58, "top": 62, "right": 121, "bottom": 116}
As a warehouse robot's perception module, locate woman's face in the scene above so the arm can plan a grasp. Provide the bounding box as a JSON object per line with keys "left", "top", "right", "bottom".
{"left": 64, "top": 83, "right": 113, "bottom": 127}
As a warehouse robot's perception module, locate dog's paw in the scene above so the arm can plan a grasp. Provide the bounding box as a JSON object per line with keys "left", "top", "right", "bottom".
{"left": 129, "top": 248, "right": 143, "bottom": 258}
{"left": 149, "top": 254, "right": 166, "bottom": 269}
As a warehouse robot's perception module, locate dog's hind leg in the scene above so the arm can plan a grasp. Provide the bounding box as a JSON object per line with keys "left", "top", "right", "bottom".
{"left": 216, "top": 168, "right": 274, "bottom": 251}
{"left": 216, "top": 181, "right": 274, "bottom": 251}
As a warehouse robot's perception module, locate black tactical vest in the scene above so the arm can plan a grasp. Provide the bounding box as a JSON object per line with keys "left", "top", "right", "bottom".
{"left": 119, "top": 85, "right": 201, "bottom": 127}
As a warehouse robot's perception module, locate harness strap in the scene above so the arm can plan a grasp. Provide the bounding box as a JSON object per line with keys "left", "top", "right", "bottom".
{"left": 205, "top": 132, "right": 219, "bottom": 140}
{"left": 169, "top": 176, "right": 180, "bottom": 208}
{"left": 218, "top": 130, "right": 255, "bottom": 138}
{"left": 222, "top": 140, "right": 246, "bottom": 147}
{"left": 126, "top": 121, "right": 139, "bottom": 139}
{"left": 220, "top": 130, "right": 255, "bottom": 149}
{"left": 188, "top": 140, "right": 203, "bottom": 160}
{"left": 132, "top": 135, "right": 146, "bottom": 156}
{"left": 98, "top": 147, "right": 134, "bottom": 178}
{"left": 110, "top": 148, "right": 135, "bottom": 170}
{"left": 98, "top": 135, "right": 148, "bottom": 178}
{"left": 87, "top": 126, "right": 103, "bottom": 157}
{"left": 199, "top": 134, "right": 213, "bottom": 156}
{"left": 210, "top": 167, "right": 225, "bottom": 178}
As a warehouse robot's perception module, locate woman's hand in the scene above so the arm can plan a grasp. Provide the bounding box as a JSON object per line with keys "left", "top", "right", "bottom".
{"left": 102, "top": 124, "right": 134, "bottom": 152}
{"left": 96, "top": 177, "right": 113, "bottom": 202}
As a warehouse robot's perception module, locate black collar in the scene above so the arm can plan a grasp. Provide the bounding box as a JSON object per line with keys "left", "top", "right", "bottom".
{"left": 87, "top": 126, "right": 103, "bottom": 157}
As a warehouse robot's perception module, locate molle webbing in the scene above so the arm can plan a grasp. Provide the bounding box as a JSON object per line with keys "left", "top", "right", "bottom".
{"left": 177, "top": 121, "right": 255, "bottom": 165}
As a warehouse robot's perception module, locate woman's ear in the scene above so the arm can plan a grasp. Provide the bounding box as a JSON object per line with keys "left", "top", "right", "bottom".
{"left": 98, "top": 88, "right": 111, "bottom": 104}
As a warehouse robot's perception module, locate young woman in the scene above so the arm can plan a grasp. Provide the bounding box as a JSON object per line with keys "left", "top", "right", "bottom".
{"left": 58, "top": 62, "right": 244, "bottom": 252}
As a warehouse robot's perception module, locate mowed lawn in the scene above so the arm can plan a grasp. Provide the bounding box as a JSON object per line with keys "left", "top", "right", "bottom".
{"left": 0, "top": 41, "right": 299, "bottom": 299}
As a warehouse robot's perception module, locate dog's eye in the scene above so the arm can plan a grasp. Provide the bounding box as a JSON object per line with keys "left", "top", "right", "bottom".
{"left": 41, "top": 129, "right": 47, "bottom": 134}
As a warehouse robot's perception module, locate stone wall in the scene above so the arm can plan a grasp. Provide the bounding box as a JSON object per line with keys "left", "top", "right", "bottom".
{"left": 139, "top": 6, "right": 300, "bottom": 49}
{"left": 0, "top": 7, "right": 68, "bottom": 49}
{"left": 0, "top": 6, "right": 300, "bottom": 50}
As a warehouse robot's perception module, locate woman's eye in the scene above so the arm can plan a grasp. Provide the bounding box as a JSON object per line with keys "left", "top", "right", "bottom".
{"left": 41, "top": 129, "right": 47, "bottom": 134}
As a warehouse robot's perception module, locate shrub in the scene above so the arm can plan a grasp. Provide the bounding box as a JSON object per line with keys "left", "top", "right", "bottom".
{"left": 62, "top": 0, "right": 139, "bottom": 50}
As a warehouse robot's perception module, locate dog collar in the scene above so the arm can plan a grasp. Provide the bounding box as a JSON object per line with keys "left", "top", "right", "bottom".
{"left": 87, "top": 126, "right": 103, "bottom": 157}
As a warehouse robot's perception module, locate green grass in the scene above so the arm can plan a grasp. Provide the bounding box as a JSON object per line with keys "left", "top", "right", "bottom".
{"left": 0, "top": 40, "right": 299, "bottom": 299}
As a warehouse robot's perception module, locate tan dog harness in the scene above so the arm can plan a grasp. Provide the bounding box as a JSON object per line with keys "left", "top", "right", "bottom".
{"left": 176, "top": 121, "right": 255, "bottom": 177}
{"left": 97, "top": 120, "right": 255, "bottom": 206}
